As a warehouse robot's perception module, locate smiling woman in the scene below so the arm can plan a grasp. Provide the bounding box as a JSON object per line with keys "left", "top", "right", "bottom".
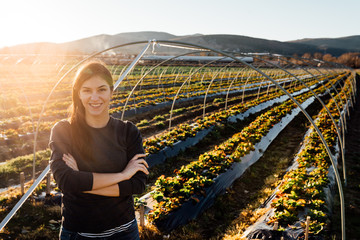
{"left": 78, "top": 74, "right": 113, "bottom": 127}
{"left": 49, "top": 61, "right": 149, "bottom": 240}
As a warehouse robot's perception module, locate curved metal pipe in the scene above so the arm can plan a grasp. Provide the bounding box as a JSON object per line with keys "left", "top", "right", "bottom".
{"left": 120, "top": 50, "right": 206, "bottom": 120}
{"left": 168, "top": 57, "right": 228, "bottom": 129}
{"left": 0, "top": 40, "right": 348, "bottom": 240}
{"left": 1, "top": 40, "right": 158, "bottom": 233}
{"left": 296, "top": 58, "right": 349, "bottom": 157}
{"left": 242, "top": 70, "right": 257, "bottom": 103}
{"left": 225, "top": 70, "right": 245, "bottom": 110}
{"left": 203, "top": 61, "right": 236, "bottom": 117}
{"left": 276, "top": 55, "right": 348, "bottom": 185}
{"left": 153, "top": 41, "right": 347, "bottom": 240}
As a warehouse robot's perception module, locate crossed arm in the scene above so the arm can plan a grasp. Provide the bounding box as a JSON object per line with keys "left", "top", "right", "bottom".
{"left": 62, "top": 153, "right": 149, "bottom": 197}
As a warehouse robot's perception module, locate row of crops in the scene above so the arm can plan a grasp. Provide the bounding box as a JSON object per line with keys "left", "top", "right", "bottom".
{"left": 0, "top": 41, "right": 357, "bottom": 239}
{"left": 142, "top": 71, "right": 352, "bottom": 236}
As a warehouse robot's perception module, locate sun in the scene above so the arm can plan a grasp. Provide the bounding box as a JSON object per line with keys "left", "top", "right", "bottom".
{"left": 0, "top": 1, "right": 81, "bottom": 49}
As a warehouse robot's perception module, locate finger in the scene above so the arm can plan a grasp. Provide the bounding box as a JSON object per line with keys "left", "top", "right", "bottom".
{"left": 63, "top": 154, "right": 71, "bottom": 161}
{"left": 139, "top": 165, "right": 149, "bottom": 175}
{"left": 137, "top": 159, "right": 149, "bottom": 168}
{"left": 64, "top": 159, "right": 73, "bottom": 167}
{"left": 136, "top": 163, "right": 149, "bottom": 174}
{"left": 66, "top": 161, "right": 77, "bottom": 170}
{"left": 65, "top": 161, "right": 73, "bottom": 169}
{"left": 132, "top": 158, "right": 149, "bottom": 169}
{"left": 64, "top": 154, "right": 76, "bottom": 164}
{"left": 62, "top": 156, "right": 74, "bottom": 167}
{"left": 136, "top": 153, "right": 147, "bottom": 158}
{"left": 63, "top": 157, "right": 69, "bottom": 163}
{"left": 131, "top": 153, "right": 147, "bottom": 161}
{"left": 65, "top": 153, "right": 74, "bottom": 160}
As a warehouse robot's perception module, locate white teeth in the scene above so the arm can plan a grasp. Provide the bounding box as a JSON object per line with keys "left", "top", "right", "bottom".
{"left": 90, "top": 103, "right": 101, "bottom": 107}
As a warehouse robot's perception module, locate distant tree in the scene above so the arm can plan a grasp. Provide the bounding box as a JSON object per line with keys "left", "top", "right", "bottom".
{"left": 291, "top": 53, "right": 303, "bottom": 65}
{"left": 302, "top": 53, "right": 312, "bottom": 59}
{"left": 337, "top": 52, "right": 360, "bottom": 68}
{"left": 313, "top": 52, "right": 323, "bottom": 60}
{"left": 323, "top": 54, "right": 337, "bottom": 63}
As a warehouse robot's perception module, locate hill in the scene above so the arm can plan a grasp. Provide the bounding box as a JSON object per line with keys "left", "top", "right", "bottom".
{"left": 288, "top": 35, "right": 360, "bottom": 52}
{"left": 169, "top": 34, "right": 346, "bottom": 55}
{"left": 0, "top": 31, "right": 358, "bottom": 56}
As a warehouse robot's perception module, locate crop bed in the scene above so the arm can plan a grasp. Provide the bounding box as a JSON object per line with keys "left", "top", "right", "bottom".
{"left": 0, "top": 57, "right": 356, "bottom": 240}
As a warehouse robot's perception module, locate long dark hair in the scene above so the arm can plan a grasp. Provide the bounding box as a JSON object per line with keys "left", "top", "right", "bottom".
{"left": 69, "top": 61, "right": 114, "bottom": 162}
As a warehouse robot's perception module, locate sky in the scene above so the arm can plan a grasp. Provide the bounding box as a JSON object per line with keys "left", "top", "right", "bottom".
{"left": 0, "top": 0, "right": 359, "bottom": 48}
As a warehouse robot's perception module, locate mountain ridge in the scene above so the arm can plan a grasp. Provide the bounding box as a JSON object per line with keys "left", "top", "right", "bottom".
{"left": 1, "top": 31, "right": 358, "bottom": 56}
{"left": 288, "top": 35, "right": 360, "bottom": 52}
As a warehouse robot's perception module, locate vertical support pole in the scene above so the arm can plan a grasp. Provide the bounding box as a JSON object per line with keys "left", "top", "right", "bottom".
{"left": 139, "top": 204, "right": 145, "bottom": 227}
{"left": 20, "top": 172, "right": 25, "bottom": 195}
{"left": 305, "top": 216, "right": 310, "bottom": 240}
{"left": 46, "top": 173, "right": 51, "bottom": 196}
{"left": 273, "top": 221, "right": 279, "bottom": 230}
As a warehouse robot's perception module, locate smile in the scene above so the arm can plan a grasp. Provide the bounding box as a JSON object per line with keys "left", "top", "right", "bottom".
{"left": 89, "top": 103, "right": 102, "bottom": 108}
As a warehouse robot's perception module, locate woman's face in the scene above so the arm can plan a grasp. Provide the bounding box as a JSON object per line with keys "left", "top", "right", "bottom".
{"left": 79, "top": 75, "right": 112, "bottom": 119}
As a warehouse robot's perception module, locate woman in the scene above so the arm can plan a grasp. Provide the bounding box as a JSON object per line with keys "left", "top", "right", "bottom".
{"left": 49, "top": 61, "right": 148, "bottom": 240}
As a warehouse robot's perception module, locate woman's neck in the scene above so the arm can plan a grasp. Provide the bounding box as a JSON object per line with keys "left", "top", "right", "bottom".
{"left": 85, "top": 114, "right": 110, "bottom": 128}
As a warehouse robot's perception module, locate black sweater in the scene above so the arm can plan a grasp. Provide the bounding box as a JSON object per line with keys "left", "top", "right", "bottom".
{"left": 49, "top": 117, "right": 147, "bottom": 233}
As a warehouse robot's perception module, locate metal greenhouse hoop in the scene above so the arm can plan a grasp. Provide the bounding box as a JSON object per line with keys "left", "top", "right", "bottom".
{"left": 202, "top": 60, "right": 236, "bottom": 118}
{"left": 150, "top": 40, "right": 346, "bottom": 240}
{"left": 224, "top": 70, "right": 244, "bottom": 110}
{"left": 0, "top": 40, "right": 350, "bottom": 240}
{"left": 168, "top": 56, "right": 227, "bottom": 128}
{"left": 272, "top": 54, "right": 348, "bottom": 185}
{"left": 120, "top": 50, "right": 208, "bottom": 121}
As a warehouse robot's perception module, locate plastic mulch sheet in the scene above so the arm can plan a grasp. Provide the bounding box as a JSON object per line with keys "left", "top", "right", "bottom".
{"left": 242, "top": 101, "right": 350, "bottom": 240}
{"left": 145, "top": 81, "right": 326, "bottom": 168}
{"left": 145, "top": 96, "right": 316, "bottom": 232}
{"left": 146, "top": 127, "right": 214, "bottom": 168}
{"left": 111, "top": 77, "right": 325, "bottom": 119}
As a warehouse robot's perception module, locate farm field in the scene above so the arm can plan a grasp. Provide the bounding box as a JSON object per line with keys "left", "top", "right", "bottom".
{"left": 0, "top": 52, "right": 357, "bottom": 240}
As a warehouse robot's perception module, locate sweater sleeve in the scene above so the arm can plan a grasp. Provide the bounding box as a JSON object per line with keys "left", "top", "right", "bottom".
{"left": 117, "top": 121, "right": 147, "bottom": 196}
{"left": 49, "top": 121, "right": 93, "bottom": 193}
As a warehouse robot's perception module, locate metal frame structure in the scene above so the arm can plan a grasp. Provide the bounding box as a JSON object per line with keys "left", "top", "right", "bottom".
{"left": 0, "top": 40, "right": 355, "bottom": 240}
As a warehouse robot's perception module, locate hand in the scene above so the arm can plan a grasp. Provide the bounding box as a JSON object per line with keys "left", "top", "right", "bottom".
{"left": 122, "top": 153, "right": 149, "bottom": 180}
{"left": 63, "top": 153, "right": 79, "bottom": 171}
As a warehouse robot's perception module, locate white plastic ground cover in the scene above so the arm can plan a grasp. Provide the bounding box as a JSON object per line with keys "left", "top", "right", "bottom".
{"left": 141, "top": 96, "right": 316, "bottom": 232}
{"left": 241, "top": 101, "right": 349, "bottom": 240}
{"left": 110, "top": 87, "right": 273, "bottom": 117}
{"left": 145, "top": 83, "right": 332, "bottom": 171}
{"left": 111, "top": 78, "right": 294, "bottom": 110}
{"left": 144, "top": 79, "right": 328, "bottom": 169}
{"left": 111, "top": 75, "right": 301, "bottom": 108}
{"left": 110, "top": 76, "right": 320, "bottom": 118}
{"left": 146, "top": 127, "right": 214, "bottom": 168}
{"left": 118, "top": 76, "right": 272, "bottom": 90}
{"left": 118, "top": 76, "right": 229, "bottom": 90}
